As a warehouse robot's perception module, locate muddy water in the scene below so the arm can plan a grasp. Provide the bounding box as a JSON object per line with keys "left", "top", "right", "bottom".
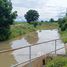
{"left": 0, "top": 29, "right": 65, "bottom": 67}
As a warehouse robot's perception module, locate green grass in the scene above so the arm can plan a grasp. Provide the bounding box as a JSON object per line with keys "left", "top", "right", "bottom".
{"left": 10, "top": 22, "right": 36, "bottom": 39}
{"left": 46, "top": 56, "right": 67, "bottom": 67}
{"left": 9, "top": 22, "right": 58, "bottom": 39}
{"left": 8, "top": 22, "right": 67, "bottom": 43}
{"left": 36, "top": 22, "right": 58, "bottom": 30}
{"left": 60, "top": 30, "right": 67, "bottom": 43}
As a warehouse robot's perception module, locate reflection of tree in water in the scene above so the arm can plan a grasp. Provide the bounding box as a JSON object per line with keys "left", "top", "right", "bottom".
{"left": 25, "top": 32, "right": 39, "bottom": 44}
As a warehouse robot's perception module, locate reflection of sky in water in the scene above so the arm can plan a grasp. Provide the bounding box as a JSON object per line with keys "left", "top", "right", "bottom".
{"left": 11, "top": 29, "right": 65, "bottom": 65}
{"left": 11, "top": 38, "right": 29, "bottom": 49}
{"left": 37, "top": 29, "right": 59, "bottom": 42}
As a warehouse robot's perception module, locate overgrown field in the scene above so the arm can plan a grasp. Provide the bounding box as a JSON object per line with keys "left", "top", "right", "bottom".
{"left": 10, "top": 22, "right": 58, "bottom": 39}
{"left": 60, "top": 30, "right": 67, "bottom": 43}
{"left": 8, "top": 22, "right": 67, "bottom": 43}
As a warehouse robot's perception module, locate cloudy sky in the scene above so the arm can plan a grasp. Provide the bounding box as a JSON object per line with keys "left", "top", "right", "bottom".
{"left": 11, "top": 0, "right": 67, "bottom": 21}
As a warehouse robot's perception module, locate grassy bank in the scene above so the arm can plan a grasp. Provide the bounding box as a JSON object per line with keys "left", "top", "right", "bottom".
{"left": 9, "top": 22, "right": 58, "bottom": 39}
{"left": 60, "top": 30, "right": 67, "bottom": 43}
{"left": 46, "top": 56, "right": 67, "bottom": 67}
{"left": 9, "top": 22, "right": 67, "bottom": 43}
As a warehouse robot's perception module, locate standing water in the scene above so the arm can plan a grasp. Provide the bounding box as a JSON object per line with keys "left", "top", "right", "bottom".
{"left": 0, "top": 29, "right": 65, "bottom": 67}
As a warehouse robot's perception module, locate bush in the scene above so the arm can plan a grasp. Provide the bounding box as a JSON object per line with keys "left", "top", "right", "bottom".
{"left": 58, "top": 15, "right": 67, "bottom": 31}
{"left": 61, "top": 25, "right": 66, "bottom": 31}
{"left": 0, "top": 28, "right": 11, "bottom": 41}
{"left": 30, "top": 22, "right": 38, "bottom": 27}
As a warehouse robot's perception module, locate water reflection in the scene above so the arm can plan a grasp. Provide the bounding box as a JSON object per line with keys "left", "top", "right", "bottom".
{"left": 25, "top": 32, "right": 38, "bottom": 44}
{"left": 11, "top": 29, "right": 65, "bottom": 65}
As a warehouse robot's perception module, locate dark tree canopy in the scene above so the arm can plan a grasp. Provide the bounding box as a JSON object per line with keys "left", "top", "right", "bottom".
{"left": 58, "top": 13, "right": 67, "bottom": 31}
{"left": 24, "top": 10, "right": 39, "bottom": 23}
{"left": 0, "top": 0, "right": 17, "bottom": 41}
{"left": 0, "top": 0, "right": 17, "bottom": 28}
{"left": 49, "top": 18, "right": 54, "bottom": 22}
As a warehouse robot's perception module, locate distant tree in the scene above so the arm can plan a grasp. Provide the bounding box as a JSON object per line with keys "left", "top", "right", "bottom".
{"left": 41, "top": 20, "right": 44, "bottom": 22}
{"left": 45, "top": 21, "right": 49, "bottom": 23}
{"left": 0, "top": 0, "right": 17, "bottom": 41}
{"left": 24, "top": 10, "right": 39, "bottom": 23}
{"left": 49, "top": 18, "right": 54, "bottom": 22}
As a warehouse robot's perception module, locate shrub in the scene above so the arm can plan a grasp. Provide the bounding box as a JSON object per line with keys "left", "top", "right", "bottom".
{"left": 46, "top": 56, "right": 67, "bottom": 67}
{"left": 0, "top": 28, "right": 11, "bottom": 41}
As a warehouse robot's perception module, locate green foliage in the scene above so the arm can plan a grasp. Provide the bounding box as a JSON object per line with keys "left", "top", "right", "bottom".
{"left": 41, "top": 20, "right": 44, "bottom": 22}
{"left": 30, "top": 22, "right": 38, "bottom": 27}
{"left": 58, "top": 14, "right": 67, "bottom": 31}
{"left": 49, "top": 18, "right": 54, "bottom": 22}
{"left": 10, "top": 23, "right": 36, "bottom": 38}
{"left": 0, "top": 0, "right": 17, "bottom": 41}
{"left": 46, "top": 56, "right": 67, "bottom": 67}
{"left": 60, "top": 30, "right": 67, "bottom": 43}
{"left": 10, "top": 22, "right": 58, "bottom": 39}
{"left": 0, "top": 28, "right": 11, "bottom": 41}
{"left": 24, "top": 10, "right": 39, "bottom": 23}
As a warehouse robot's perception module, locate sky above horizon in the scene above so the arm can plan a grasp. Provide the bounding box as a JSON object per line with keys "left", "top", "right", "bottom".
{"left": 11, "top": 0, "right": 67, "bottom": 21}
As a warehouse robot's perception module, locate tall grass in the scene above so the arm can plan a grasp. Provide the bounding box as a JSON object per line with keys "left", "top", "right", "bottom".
{"left": 46, "top": 56, "right": 67, "bottom": 67}
{"left": 9, "top": 22, "right": 58, "bottom": 39}
{"left": 60, "top": 30, "right": 67, "bottom": 43}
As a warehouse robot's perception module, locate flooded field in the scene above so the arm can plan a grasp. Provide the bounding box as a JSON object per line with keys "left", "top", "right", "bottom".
{"left": 0, "top": 29, "right": 65, "bottom": 67}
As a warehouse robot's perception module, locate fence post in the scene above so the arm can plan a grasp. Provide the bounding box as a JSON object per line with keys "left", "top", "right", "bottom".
{"left": 55, "top": 40, "right": 57, "bottom": 55}
{"left": 29, "top": 46, "right": 32, "bottom": 67}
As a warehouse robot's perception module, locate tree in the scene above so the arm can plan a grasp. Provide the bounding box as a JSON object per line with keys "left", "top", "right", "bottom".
{"left": 49, "top": 18, "right": 54, "bottom": 22}
{"left": 0, "top": 0, "right": 17, "bottom": 41}
{"left": 41, "top": 20, "right": 44, "bottom": 22}
{"left": 24, "top": 10, "right": 39, "bottom": 23}
{"left": 58, "top": 15, "right": 67, "bottom": 31}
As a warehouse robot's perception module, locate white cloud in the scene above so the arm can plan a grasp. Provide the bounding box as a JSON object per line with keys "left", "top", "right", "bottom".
{"left": 11, "top": 0, "right": 67, "bottom": 21}
{"left": 46, "top": 0, "right": 67, "bottom": 8}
